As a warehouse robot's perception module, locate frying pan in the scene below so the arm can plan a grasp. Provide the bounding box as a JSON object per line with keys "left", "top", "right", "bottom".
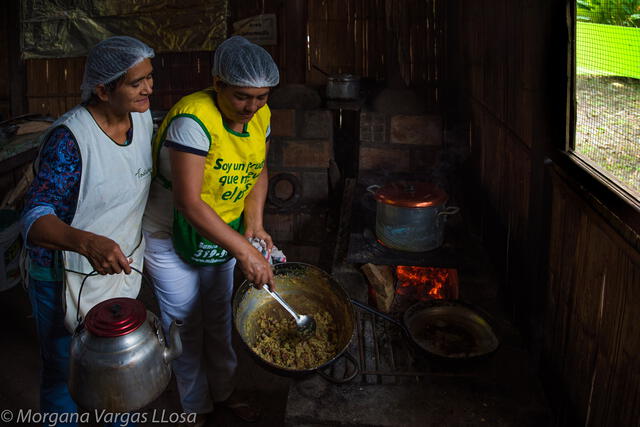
{"left": 350, "top": 299, "right": 500, "bottom": 360}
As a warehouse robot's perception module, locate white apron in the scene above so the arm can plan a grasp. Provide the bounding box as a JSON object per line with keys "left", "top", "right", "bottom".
{"left": 43, "top": 106, "right": 153, "bottom": 332}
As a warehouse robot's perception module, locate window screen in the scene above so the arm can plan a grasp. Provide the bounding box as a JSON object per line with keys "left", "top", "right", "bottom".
{"left": 575, "top": 1, "right": 640, "bottom": 196}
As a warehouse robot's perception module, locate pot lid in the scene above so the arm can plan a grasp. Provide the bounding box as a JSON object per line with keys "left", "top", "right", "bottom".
{"left": 373, "top": 181, "right": 448, "bottom": 208}
{"left": 328, "top": 73, "right": 359, "bottom": 82}
{"left": 84, "top": 298, "right": 147, "bottom": 337}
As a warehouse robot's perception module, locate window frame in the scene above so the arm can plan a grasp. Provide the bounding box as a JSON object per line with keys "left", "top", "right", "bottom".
{"left": 558, "top": 0, "right": 640, "bottom": 237}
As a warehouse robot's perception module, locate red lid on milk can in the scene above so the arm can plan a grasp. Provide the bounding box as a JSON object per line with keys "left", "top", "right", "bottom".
{"left": 84, "top": 298, "right": 147, "bottom": 337}
{"left": 372, "top": 181, "right": 448, "bottom": 208}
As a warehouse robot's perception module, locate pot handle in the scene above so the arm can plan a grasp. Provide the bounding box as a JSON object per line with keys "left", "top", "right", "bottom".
{"left": 350, "top": 298, "right": 404, "bottom": 329}
{"left": 366, "top": 184, "right": 380, "bottom": 195}
{"left": 437, "top": 206, "right": 460, "bottom": 217}
{"left": 312, "top": 64, "right": 331, "bottom": 77}
{"left": 316, "top": 351, "right": 359, "bottom": 384}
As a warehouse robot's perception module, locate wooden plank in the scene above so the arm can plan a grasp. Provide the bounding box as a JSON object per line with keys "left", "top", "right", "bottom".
{"left": 27, "top": 97, "right": 48, "bottom": 116}
{"left": 505, "top": 0, "right": 525, "bottom": 140}
{"left": 53, "top": 97, "right": 66, "bottom": 117}
{"left": 481, "top": 0, "right": 506, "bottom": 121}
{"left": 325, "top": 0, "right": 339, "bottom": 21}
{"left": 328, "top": 20, "right": 346, "bottom": 73}
{"left": 548, "top": 176, "right": 581, "bottom": 307}
{"left": 8, "top": 0, "right": 25, "bottom": 116}
{"left": 361, "top": 263, "right": 395, "bottom": 312}
{"left": 305, "top": 20, "right": 324, "bottom": 85}
{"left": 353, "top": 0, "right": 363, "bottom": 75}
{"left": 587, "top": 254, "right": 638, "bottom": 426}
{"left": 546, "top": 169, "right": 640, "bottom": 426}
{"left": 150, "top": 54, "right": 171, "bottom": 110}
{"left": 0, "top": 3, "right": 9, "bottom": 102}
{"left": 373, "top": 0, "right": 386, "bottom": 80}
{"left": 563, "top": 321, "right": 594, "bottom": 424}
{"left": 48, "top": 59, "right": 66, "bottom": 98}
{"left": 541, "top": 270, "right": 567, "bottom": 376}
{"left": 25, "top": 59, "right": 47, "bottom": 98}
{"left": 573, "top": 222, "right": 607, "bottom": 326}
{"left": 283, "top": 0, "right": 307, "bottom": 84}
{"left": 64, "top": 57, "right": 85, "bottom": 98}
{"left": 504, "top": 135, "right": 531, "bottom": 298}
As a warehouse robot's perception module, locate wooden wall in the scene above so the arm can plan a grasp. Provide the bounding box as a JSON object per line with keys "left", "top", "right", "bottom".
{"left": 305, "top": 0, "right": 386, "bottom": 82}
{"left": 446, "top": 0, "right": 640, "bottom": 426}
{"left": 544, "top": 167, "right": 640, "bottom": 426}
{"left": 304, "top": 0, "right": 444, "bottom": 84}
{"left": 444, "top": 0, "right": 540, "bottom": 322}
{"left": 4, "top": 0, "right": 445, "bottom": 118}
{"left": 21, "top": 53, "right": 214, "bottom": 117}
{"left": 0, "top": 3, "right": 10, "bottom": 120}
{"left": 237, "top": 0, "right": 445, "bottom": 109}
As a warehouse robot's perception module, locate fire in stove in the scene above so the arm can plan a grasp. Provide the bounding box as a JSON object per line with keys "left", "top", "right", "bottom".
{"left": 362, "top": 264, "right": 459, "bottom": 313}
{"left": 395, "top": 266, "right": 457, "bottom": 301}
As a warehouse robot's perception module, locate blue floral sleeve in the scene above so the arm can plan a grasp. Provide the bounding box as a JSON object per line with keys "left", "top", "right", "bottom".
{"left": 22, "top": 126, "right": 81, "bottom": 270}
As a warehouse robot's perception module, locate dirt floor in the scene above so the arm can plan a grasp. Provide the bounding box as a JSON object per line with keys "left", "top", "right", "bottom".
{"left": 575, "top": 75, "right": 640, "bottom": 194}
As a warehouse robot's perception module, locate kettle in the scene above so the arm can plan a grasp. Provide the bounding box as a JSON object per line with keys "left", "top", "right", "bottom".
{"left": 68, "top": 297, "right": 182, "bottom": 412}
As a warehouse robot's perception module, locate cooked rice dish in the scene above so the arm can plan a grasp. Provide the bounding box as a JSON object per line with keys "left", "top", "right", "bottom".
{"left": 252, "top": 310, "right": 338, "bottom": 369}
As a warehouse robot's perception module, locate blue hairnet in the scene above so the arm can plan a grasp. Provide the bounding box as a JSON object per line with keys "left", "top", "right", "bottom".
{"left": 212, "top": 36, "right": 279, "bottom": 88}
{"left": 80, "top": 36, "right": 155, "bottom": 102}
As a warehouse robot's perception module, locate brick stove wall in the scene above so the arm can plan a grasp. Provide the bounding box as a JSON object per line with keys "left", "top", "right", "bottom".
{"left": 359, "top": 112, "right": 443, "bottom": 178}
{"left": 265, "top": 108, "right": 448, "bottom": 265}
{"left": 265, "top": 108, "right": 334, "bottom": 265}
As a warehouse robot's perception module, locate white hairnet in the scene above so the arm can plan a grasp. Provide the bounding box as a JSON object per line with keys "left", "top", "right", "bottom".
{"left": 80, "top": 36, "right": 155, "bottom": 102}
{"left": 212, "top": 36, "right": 279, "bottom": 88}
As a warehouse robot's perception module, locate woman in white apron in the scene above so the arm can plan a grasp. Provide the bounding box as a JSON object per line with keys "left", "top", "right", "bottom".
{"left": 22, "top": 36, "right": 154, "bottom": 426}
{"left": 142, "top": 36, "right": 279, "bottom": 425}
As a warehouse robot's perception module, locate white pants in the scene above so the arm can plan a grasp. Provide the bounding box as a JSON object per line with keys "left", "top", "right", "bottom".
{"left": 143, "top": 233, "right": 237, "bottom": 414}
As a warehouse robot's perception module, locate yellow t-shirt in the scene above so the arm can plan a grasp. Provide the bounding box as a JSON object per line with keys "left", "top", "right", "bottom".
{"left": 153, "top": 88, "right": 270, "bottom": 264}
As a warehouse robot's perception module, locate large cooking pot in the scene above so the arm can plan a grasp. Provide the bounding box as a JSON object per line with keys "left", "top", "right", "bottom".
{"left": 233, "top": 262, "right": 358, "bottom": 382}
{"left": 367, "top": 181, "right": 459, "bottom": 252}
{"left": 68, "top": 297, "right": 182, "bottom": 412}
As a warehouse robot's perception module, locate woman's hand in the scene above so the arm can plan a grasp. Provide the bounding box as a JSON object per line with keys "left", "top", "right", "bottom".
{"left": 27, "top": 214, "right": 132, "bottom": 275}
{"left": 244, "top": 227, "right": 273, "bottom": 254}
{"left": 236, "top": 246, "right": 275, "bottom": 290}
{"left": 80, "top": 233, "right": 132, "bottom": 275}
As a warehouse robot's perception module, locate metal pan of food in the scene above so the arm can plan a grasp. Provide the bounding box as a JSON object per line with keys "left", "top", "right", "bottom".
{"left": 232, "top": 262, "right": 358, "bottom": 383}
{"left": 351, "top": 299, "right": 500, "bottom": 360}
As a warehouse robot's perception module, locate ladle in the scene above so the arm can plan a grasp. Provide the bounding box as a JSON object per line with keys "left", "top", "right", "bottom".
{"left": 262, "top": 284, "right": 316, "bottom": 336}
{"left": 312, "top": 64, "right": 331, "bottom": 77}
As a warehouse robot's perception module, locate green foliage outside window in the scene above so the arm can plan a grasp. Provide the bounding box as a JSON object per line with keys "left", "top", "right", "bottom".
{"left": 577, "top": 0, "right": 640, "bottom": 27}
{"left": 575, "top": 1, "right": 640, "bottom": 196}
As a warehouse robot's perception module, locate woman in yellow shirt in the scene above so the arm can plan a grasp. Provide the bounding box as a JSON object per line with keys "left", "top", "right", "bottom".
{"left": 142, "top": 36, "right": 278, "bottom": 425}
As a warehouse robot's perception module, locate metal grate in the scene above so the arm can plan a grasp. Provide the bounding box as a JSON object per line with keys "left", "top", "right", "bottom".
{"left": 354, "top": 309, "right": 425, "bottom": 382}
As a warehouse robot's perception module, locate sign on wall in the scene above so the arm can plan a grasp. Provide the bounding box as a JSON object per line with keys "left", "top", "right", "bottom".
{"left": 232, "top": 14, "right": 277, "bottom": 46}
